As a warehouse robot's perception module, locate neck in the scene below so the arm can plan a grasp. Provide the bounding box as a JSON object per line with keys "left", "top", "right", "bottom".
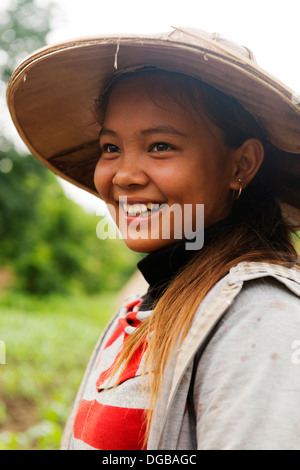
{"left": 137, "top": 217, "right": 231, "bottom": 309}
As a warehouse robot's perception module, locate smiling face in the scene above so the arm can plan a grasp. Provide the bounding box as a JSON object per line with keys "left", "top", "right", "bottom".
{"left": 94, "top": 73, "right": 238, "bottom": 252}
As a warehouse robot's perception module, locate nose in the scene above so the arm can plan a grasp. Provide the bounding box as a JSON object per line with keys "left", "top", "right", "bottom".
{"left": 112, "top": 154, "right": 148, "bottom": 189}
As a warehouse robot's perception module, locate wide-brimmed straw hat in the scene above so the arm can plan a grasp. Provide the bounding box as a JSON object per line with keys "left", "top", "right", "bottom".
{"left": 6, "top": 26, "right": 300, "bottom": 225}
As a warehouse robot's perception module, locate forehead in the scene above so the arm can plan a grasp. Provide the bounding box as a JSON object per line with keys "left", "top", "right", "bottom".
{"left": 105, "top": 71, "right": 201, "bottom": 106}
{"left": 102, "top": 72, "right": 208, "bottom": 128}
{"left": 100, "top": 73, "right": 229, "bottom": 156}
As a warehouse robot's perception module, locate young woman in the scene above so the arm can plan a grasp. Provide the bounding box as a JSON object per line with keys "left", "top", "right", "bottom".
{"left": 7, "top": 27, "right": 300, "bottom": 450}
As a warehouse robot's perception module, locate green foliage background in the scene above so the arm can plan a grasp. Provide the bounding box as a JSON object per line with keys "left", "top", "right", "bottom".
{"left": 0, "top": 0, "right": 140, "bottom": 297}
{"left": 0, "top": 292, "right": 117, "bottom": 450}
{"left": 0, "top": 147, "right": 139, "bottom": 295}
{"left": 0, "top": 0, "right": 141, "bottom": 449}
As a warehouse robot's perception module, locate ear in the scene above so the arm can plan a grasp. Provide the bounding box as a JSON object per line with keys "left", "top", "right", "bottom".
{"left": 229, "top": 138, "right": 264, "bottom": 192}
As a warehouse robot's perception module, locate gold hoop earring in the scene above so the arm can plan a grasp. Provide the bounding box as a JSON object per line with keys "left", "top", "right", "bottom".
{"left": 233, "top": 178, "right": 243, "bottom": 200}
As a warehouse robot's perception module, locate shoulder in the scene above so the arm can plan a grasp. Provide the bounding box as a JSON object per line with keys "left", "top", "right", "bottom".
{"left": 193, "top": 267, "right": 300, "bottom": 450}
{"left": 223, "top": 262, "right": 300, "bottom": 328}
{"left": 192, "top": 261, "right": 300, "bottom": 345}
{"left": 198, "top": 264, "right": 300, "bottom": 377}
{"left": 228, "top": 273, "right": 300, "bottom": 323}
{"left": 212, "top": 263, "right": 300, "bottom": 346}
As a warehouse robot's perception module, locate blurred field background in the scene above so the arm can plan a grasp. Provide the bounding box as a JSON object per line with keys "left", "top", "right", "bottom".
{"left": 0, "top": 0, "right": 299, "bottom": 451}
{"left": 0, "top": 0, "right": 141, "bottom": 449}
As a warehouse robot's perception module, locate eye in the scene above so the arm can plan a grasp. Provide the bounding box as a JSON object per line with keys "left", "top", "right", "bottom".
{"left": 102, "top": 143, "right": 120, "bottom": 154}
{"left": 151, "top": 142, "right": 174, "bottom": 152}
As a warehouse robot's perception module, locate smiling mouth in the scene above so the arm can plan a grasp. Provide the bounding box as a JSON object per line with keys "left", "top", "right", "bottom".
{"left": 121, "top": 202, "right": 166, "bottom": 217}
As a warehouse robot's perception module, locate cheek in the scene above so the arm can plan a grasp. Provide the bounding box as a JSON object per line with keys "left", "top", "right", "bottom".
{"left": 93, "top": 160, "right": 111, "bottom": 200}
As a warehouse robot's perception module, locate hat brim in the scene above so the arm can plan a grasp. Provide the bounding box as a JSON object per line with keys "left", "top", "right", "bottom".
{"left": 6, "top": 29, "right": 300, "bottom": 216}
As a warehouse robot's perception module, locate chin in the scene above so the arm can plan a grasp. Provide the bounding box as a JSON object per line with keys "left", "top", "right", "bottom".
{"left": 123, "top": 237, "right": 181, "bottom": 253}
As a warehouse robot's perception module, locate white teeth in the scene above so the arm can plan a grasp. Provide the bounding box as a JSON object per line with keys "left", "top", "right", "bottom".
{"left": 122, "top": 202, "right": 161, "bottom": 216}
{"left": 147, "top": 203, "right": 160, "bottom": 211}
{"left": 128, "top": 203, "right": 148, "bottom": 216}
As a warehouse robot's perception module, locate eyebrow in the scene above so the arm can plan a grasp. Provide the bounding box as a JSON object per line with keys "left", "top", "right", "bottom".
{"left": 99, "top": 125, "right": 187, "bottom": 138}
{"left": 99, "top": 128, "right": 117, "bottom": 138}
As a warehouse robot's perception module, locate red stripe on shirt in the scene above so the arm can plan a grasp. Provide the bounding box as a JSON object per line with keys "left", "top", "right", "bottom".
{"left": 73, "top": 399, "right": 147, "bottom": 450}
{"left": 96, "top": 339, "right": 147, "bottom": 389}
